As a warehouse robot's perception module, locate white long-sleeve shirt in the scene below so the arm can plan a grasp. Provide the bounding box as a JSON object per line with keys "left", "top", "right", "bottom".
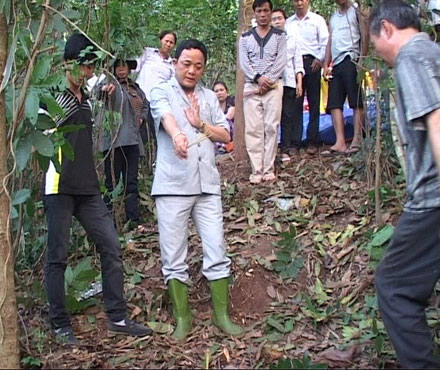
{"left": 135, "top": 47, "right": 174, "bottom": 101}
{"left": 286, "top": 11, "right": 329, "bottom": 62}
{"left": 283, "top": 32, "right": 305, "bottom": 88}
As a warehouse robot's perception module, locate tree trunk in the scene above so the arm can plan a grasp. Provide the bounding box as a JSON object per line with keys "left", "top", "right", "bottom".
{"left": 0, "top": 13, "right": 20, "bottom": 370}
{"left": 234, "top": 0, "right": 254, "bottom": 161}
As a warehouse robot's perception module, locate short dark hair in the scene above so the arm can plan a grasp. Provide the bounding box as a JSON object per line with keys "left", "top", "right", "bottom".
{"left": 64, "top": 33, "right": 97, "bottom": 64}
{"left": 159, "top": 30, "right": 177, "bottom": 44}
{"left": 213, "top": 81, "right": 228, "bottom": 91}
{"left": 272, "top": 8, "right": 287, "bottom": 19}
{"left": 175, "top": 39, "right": 208, "bottom": 64}
{"left": 253, "top": 0, "right": 273, "bottom": 11}
{"left": 369, "top": 0, "right": 421, "bottom": 36}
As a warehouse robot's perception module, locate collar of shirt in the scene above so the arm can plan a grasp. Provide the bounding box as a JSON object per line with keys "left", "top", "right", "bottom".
{"left": 66, "top": 87, "right": 88, "bottom": 104}
{"left": 153, "top": 48, "right": 174, "bottom": 64}
{"left": 170, "top": 76, "right": 203, "bottom": 105}
{"left": 291, "top": 10, "right": 311, "bottom": 22}
{"left": 397, "top": 32, "right": 430, "bottom": 61}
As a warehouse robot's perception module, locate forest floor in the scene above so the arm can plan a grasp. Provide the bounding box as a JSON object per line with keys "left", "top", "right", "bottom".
{"left": 18, "top": 148, "right": 420, "bottom": 369}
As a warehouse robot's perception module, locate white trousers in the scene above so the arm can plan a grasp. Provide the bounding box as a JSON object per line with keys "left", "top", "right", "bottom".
{"left": 155, "top": 194, "right": 231, "bottom": 284}
{"left": 243, "top": 82, "right": 283, "bottom": 176}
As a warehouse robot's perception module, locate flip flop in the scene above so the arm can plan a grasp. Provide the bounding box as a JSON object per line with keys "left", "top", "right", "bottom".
{"left": 345, "top": 146, "right": 360, "bottom": 154}
{"left": 321, "top": 149, "right": 348, "bottom": 157}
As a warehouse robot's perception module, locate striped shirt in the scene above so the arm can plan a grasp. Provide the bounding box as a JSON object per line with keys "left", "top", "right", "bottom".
{"left": 42, "top": 89, "right": 100, "bottom": 195}
{"left": 394, "top": 32, "right": 440, "bottom": 211}
{"left": 239, "top": 27, "right": 287, "bottom": 83}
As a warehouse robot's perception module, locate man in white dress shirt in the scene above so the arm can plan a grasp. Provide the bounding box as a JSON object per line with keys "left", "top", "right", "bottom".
{"left": 286, "top": 0, "right": 329, "bottom": 155}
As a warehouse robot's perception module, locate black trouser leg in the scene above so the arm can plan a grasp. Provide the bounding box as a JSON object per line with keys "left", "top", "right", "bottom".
{"left": 291, "top": 84, "right": 304, "bottom": 150}
{"left": 104, "top": 145, "right": 139, "bottom": 222}
{"left": 104, "top": 148, "right": 124, "bottom": 211}
{"left": 304, "top": 58, "right": 321, "bottom": 146}
{"left": 122, "top": 145, "right": 140, "bottom": 222}
{"left": 280, "top": 87, "right": 297, "bottom": 154}
{"left": 74, "top": 194, "right": 126, "bottom": 322}
{"left": 44, "top": 195, "right": 75, "bottom": 329}
{"left": 375, "top": 209, "right": 440, "bottom": 368}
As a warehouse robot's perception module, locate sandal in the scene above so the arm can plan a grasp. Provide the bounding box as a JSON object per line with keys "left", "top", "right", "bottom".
{"left": 345, "top": 145, "right": 360, "bottom": 154}
{"left": 281, "top": 153, "right": 291, "bottom": 163}
{"left": 321, "top": 148, "right": 348, "bottom": 157}
{"left": 306, "top": 146, "right": 318, "bottom": 155}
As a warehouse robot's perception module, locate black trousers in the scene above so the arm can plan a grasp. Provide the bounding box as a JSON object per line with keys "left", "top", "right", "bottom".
{"left": 104, "top": 145, "right": 139, "bottom": 222}
{"left": 291, "top": 55, "right": 321, "bottom": 148}
{"left": 44, "top": 194, "right": 126, "bottom": 329}
{"left": 140, "top": 101, "right": 156, "bottom": 146}
{"left": 280, "top": 86, "right": 297, "bottom": 153}
{"left": 375, "top": 208, "right": 440, "bottom": 368}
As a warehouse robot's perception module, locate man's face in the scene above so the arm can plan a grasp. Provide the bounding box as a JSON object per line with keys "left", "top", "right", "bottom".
{"left": 293, "top": 0, "right": 310, "bottom": 13}
{"left": 271, "top": 11, "right": 286, "bottom": 29}
{"left": 254, "top": 2, "right": 272, "bottom": 27}
{"left": 371, "top": 31, "right": 394, "bottom": 66}
{"left": 174, "top": 48, "right": 205, "bottom": 91}
{"left": 65, "top": 63, "right": 95, "bottom": 89}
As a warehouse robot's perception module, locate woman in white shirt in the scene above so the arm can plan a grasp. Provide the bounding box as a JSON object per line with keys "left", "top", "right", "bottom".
{"left": 136, "top": 31, "right": 177, "bottom": 143}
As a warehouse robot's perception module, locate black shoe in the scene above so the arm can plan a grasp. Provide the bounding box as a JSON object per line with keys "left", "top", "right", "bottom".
{"left": 53, "top": 326, "right": 79, "bottom": 345}
{"left": 108, "top": 318, "right": 152, "bottom": 337}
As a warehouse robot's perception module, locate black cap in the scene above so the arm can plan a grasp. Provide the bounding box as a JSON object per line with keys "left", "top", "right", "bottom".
{"left": 64, "top": 34, "right": 97, "bottom": 64}
{"left": 113, "top": 58, "right": 137, "bottom": 71}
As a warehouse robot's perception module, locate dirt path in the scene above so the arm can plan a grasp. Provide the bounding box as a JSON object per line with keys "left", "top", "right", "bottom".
{"left": 20, "top": 151, "right": 404, "bottom": 369}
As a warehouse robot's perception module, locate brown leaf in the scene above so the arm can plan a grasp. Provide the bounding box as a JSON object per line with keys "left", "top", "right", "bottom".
{"left": 263, "top": 346, "right": 283, "bottom": 360}
{"left": 266, "top": 285, "right": 277, "bottom": 299}
{"left": 317, "top": 346, "right": 361, "bottom": 365}
{"left": 336, "top": 245, "right": 356, "bottom": 260}
{"left": 223, "top": 347, "right": 231, "bottom": 363}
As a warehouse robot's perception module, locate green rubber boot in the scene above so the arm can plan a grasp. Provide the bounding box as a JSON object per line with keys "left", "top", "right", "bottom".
{"left": 168, "top": 279, "right": 192, "bottom": 341}
{"left": 209, "top": 278, "right": 244, "bottom": 336}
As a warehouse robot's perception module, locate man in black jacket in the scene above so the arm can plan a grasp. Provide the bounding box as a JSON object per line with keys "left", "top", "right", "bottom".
{"left": 42, "top": 33, "right": 151, "bottom": 345}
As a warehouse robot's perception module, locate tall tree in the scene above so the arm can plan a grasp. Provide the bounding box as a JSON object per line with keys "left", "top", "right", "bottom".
{"left": 0, "top": 11, "right": 20, "bottom": 370}
{"left": 234, "top": 0, "right": 254, "bottom": 161}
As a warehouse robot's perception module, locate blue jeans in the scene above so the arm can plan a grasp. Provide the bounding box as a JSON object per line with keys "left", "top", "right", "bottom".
{"left": 375, "top": 208, "right": 440, "bottom": 368}
{"left": 43, "top": 194, "right": 126, "bottom": 328}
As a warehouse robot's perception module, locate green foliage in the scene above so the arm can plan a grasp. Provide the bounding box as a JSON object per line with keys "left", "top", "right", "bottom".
{"left": 266, "top": 314, "right": 295, "bottom": 334}
{"left": 364, "top": 224, "right": 394, "bottom": 268}
{"left": 272, "top": 225, "right": 304, "bottom": 279}
{"left": 64, "top": 257, "right": 100, "bottom": 313}
{"left": 270, "top": 354, "right": 328, "bottom": 369}
{"left": 21, "top": 356, "right": 42, "bottom": 367}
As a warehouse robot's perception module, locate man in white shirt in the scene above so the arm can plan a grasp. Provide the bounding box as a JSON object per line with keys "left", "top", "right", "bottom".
{"left": 286, "top": 0, "right": 329, "bottom": 155}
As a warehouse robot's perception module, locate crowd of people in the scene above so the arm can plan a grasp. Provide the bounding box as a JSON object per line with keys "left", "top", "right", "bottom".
{"left": 38, "top": 0, "right": 440, "bottom": 368}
